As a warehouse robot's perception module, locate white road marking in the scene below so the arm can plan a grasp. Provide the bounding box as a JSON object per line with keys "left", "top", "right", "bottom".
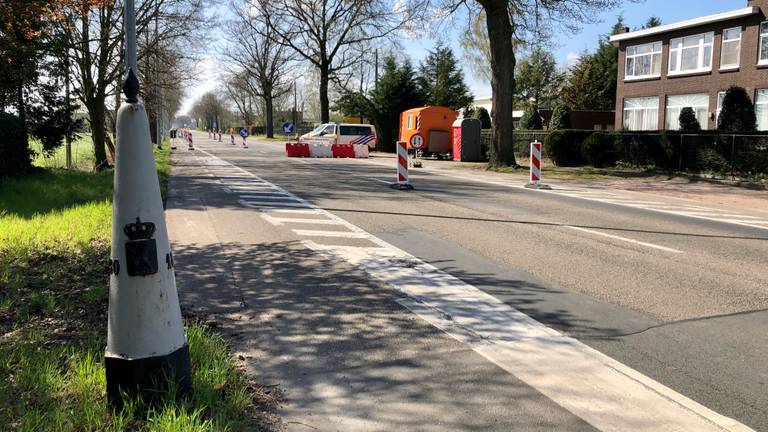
{"left": 234, "top": 190, "right": 290, "bottom": 197}
{"left": 261, "top": 208, "right": 325, "bottom": 215}
{"left": 265, "top": 216, "right": 343, "bottom": 225}
{"left": 238, "top": 199, "right": 309, "bottom": 208}
{"left": 292, "top": 229, "right": 369, "bottom": 238}
{"left": 367, "top": 177, "right": 393, "bottom": 184}
{"left": 565, "top": 226, "right": 684, "bottom": 254}
{"left": 355, "top": 161, "right": 768, "bottom": 232}
{"left": 238, "top": 195, "right": 300, "bottom": 201}
{"left": 195, "top": 148, "right": 752, "bottom": 432}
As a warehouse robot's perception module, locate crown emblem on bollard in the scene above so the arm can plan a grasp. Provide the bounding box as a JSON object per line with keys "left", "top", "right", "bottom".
{"left": 124, "top": 217, "right": 155, "bottom": 240}
{"left": 123, "top": 217, "right": 158, "bottom": 277}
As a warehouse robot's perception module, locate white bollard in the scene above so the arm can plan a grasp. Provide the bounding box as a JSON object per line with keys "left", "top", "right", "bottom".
{"left": 105, "top": 36, "right": 190, "bottom": 405}
{"left": 390, "top": 141, "right": 414, "bottom": 190}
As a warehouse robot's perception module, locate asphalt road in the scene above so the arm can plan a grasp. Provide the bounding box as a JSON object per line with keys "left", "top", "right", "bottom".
{"left": 168, "top": 132, "right": 768, "bottom": 431}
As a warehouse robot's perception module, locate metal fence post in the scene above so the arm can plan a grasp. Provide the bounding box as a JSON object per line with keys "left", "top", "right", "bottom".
{"left": 730, "top": 134, "right": 736, "bottom": 180}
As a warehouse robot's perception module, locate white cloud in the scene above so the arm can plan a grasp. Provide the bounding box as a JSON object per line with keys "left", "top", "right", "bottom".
{"left": 565, "top": 52, "right": 580, "bottom": 67}
{"left": 179, "top": 58, "right": 220, "bottom": 115}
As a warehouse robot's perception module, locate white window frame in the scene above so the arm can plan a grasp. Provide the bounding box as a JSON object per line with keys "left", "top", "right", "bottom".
{"left": 720, "top": 27, "right": 741, "bottom": 70}
{"left": 665, "top": 93, "right": 710, "bottom": 130}
{"left": 622, "top": 97, "right": 659, "bottom": 131}
{"left": 624, "top": 41, "right": 662, "bottom": 80}
{"left": 668, "top": 32, "right": 714, "bottom": 75}
{"left": 716, "top": 91, "right": 726, "bottom": 127}
{"left": 759, "top": 22, "right": 768, "bottom": 65}
{"left": 756, "top": 89, "right": 768, "bottom": 131}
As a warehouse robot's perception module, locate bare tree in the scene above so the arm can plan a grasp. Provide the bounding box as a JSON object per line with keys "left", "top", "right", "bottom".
{"left": 225, "top": 1, "right": 295, "bottom": 138}
{"left": 261, "top": 0, "right": 426, "bottom": 123}
{"left": 444, "top": 0, "right": 623, "bottom": 167}
{"left": 58, "top": 0, "right": 206, "bottom": 169}
{"left": 223, "top": 71, "right": 257, "bottom": 126}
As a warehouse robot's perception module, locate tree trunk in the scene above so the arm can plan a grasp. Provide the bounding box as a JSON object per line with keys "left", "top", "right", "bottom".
{"left": 16, "top": 84, "right": 26, "bottom": 133}
{"left": 319, "top": 63, "right": 330, "bottom": 123}
{"left": 265, "top": 94, "right": 274, "bottom": 138}
{"left": 481, "top": 0, "right": 517, "bottom": 167}
{"left": 88, "top": 98, "right": 109, "bottom": 170}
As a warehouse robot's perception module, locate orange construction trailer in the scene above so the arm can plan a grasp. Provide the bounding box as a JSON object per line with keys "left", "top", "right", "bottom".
{"left": 399, "top": 106, "right": 457, "bottom": 154}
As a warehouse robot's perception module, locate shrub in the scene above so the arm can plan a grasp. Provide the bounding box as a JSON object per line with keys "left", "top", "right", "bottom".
{"left": 678, "top": 107, "right": 701, "bottom": 131}
{"left": 544, "top": 130, "right": 581, "bottom": 166}
{"left": 520, "top": 106, "right": 543, "bottom": 130}
{"left": 717, "top": 86, "right": 757, "bottom": 132}
{"left": 549, "top": 104, "right": 572, "bottom": 130}
{"left": 0, "top": 112, "right": 31, "bottom": 177}
{"left": 580, "top": 131, "right": 614, "bottom": 167}
{"left": 473, "top": 106, "right": 492, "bottom": 129}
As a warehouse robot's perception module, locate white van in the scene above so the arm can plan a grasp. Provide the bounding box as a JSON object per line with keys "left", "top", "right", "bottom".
{"left": 300, "top": 123, "right": 377, "bottom": 148}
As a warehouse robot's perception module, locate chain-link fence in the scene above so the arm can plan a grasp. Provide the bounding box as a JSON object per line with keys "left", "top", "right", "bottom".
{"left": 480, "top": 130, "right": 768, "bottom": 177}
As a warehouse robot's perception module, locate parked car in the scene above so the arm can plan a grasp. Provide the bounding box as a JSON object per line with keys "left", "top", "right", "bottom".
{"left": 299, "top": 123, "right": 377, "bottom": 148}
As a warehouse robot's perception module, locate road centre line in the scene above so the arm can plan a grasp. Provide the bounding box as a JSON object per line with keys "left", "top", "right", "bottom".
{"left": 565, "top": 226, "right": 684, "bottom": 254}
{"left": 194, "top": 148, "right": 752, "bottom": 432}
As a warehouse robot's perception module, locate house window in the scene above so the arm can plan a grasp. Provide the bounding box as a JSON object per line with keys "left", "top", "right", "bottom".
{"left": 622, "top": 97, "right": 659, "bottom": 131}
{"left": 756, "top": 90, "right": 768, "bottom": 131}
{"left": 716, "top": 91, "right": 726, "bottom": 127}
{"left": 665, "top": 93, "right": 709, "bottom": 130}
{"left": 625, "top": 42, "right": 662, "bottom": 79}
{"left": 668, "top": 32, "right": 714, "bottom": 74}
{"left": 760, "top": 22, "right": 768, "bottom": 65}
{"left": 720, "top": 27, "right": 741, "bottom": 69}
{"left": 407, "top": 115, "right": 412, "bottom": 129}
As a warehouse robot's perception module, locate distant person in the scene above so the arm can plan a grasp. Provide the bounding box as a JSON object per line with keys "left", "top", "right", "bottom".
{"left": 218, "top": 128, "right": 222, "bottom": 142}
{"left": 188, "top": 130, "right": 194, "bottom": 150}
{"left": 239, "top": 127, "right": 249, "bottom": 149}
{"left": 230, "top": 128, "right": 235, "bottom": 145}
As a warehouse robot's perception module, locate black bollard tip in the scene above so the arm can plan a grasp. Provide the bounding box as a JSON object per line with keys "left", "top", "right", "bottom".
{"left": 123, "top": 68, "right": 140, "bottom": 103}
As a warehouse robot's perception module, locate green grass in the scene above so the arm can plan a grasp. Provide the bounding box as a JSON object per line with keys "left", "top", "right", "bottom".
{"left": 30, "top": 134, "right": 97, "bottom": 171}
{"left": 0, "top": 144, "right": 275, "bottom": 431}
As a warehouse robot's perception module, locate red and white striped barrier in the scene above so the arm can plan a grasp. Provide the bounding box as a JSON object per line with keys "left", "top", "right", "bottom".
{"left": 390, "top": 141, "right": 413, "bottom": 190}
{"left": 530, "top": 140, "right": 542, "bottom": 185}
{"left": 525, "top": 140, "right": 550, "bottom": 189}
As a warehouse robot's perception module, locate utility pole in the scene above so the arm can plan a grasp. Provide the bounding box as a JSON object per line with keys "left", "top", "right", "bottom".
{"left": 292, "top": 82, "right": 297, "bottom": 127}
{"left": 360, "top": 56, "right": 364, "bottom": 123}
{"left": 105, "top": 0, "right": 191, "bottom": 408}
{"left": 64, "top": 52, "right": 72, "bottom": 170}
{"left": 155, "top": 0, "right": 162, "bottom": 149}
{"left": 374, "top": 49, "right": 379, "bottom": 90}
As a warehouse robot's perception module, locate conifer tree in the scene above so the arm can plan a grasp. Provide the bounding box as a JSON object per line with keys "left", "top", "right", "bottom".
{"left": 418, "top": 44, "right": 474, "bottom": 112}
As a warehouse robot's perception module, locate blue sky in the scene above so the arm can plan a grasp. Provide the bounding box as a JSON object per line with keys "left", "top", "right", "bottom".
{"left": 182, "top": 0, "right": 745, "bottom": 113}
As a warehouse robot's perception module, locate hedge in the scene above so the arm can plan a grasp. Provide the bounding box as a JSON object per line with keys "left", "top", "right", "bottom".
{"left": 0, "top": 113, "right": 31, "bottom": 178}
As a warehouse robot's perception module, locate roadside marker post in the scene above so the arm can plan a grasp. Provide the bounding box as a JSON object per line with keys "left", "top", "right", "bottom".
{"left": 390, "top": 141, "right": 414, "bottom": 190}
{"left": 410, "top": 133, "right": 424, "bottom": 168}
{"left": 105, "top": 0, "right": 191, "bottom": 408}
{"left": 525, "top": 140, "right": 551, "bottom": 190}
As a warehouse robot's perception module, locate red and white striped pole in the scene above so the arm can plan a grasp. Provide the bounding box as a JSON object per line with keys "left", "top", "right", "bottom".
{"left": 529, "top": 140, "right": 542, "bottom": 186}
{"left": 390, "top": 141, "right": 414, "bottom": 190}
{"left": 525, "top": 140, "right": 550, "bottom": 189}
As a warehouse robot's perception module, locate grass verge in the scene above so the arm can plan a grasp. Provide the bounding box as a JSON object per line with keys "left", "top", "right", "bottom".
{"left": 1, "top": 145, "right": 279, "bottom": 431}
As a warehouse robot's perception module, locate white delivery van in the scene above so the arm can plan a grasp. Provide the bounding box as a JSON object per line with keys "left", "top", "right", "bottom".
{"left": 300, "top": 123, "right": 378, "bottom": 148}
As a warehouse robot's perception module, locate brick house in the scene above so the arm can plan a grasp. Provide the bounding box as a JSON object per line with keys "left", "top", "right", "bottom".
{"left": 610, "top": 0, "right": 768, "bottom": 131}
